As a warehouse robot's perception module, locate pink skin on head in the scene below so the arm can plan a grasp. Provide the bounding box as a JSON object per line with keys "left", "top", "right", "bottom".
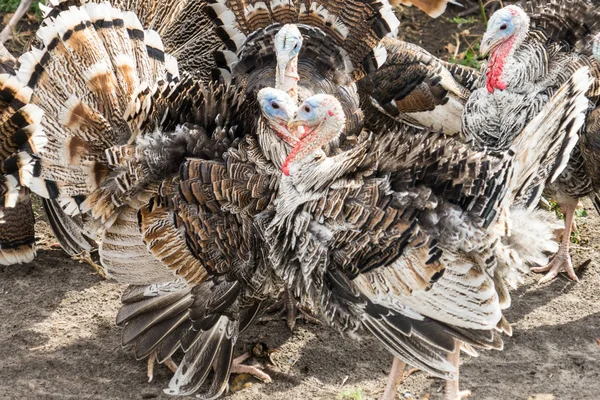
{"left": 485, "top": 7, "right": 521, "bottom": 93}
{"left": 282, "top": 99, "right": 342, "bottom": 176}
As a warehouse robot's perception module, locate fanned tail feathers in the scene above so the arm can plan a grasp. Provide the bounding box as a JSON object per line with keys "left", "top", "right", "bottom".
{"left": 522, "top": 0, "right": 599, "bottom": 48}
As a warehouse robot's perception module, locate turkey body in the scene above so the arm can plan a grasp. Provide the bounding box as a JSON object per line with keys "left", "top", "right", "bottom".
{"left": 462, "top": 0, "right": 600, "bottom": 283}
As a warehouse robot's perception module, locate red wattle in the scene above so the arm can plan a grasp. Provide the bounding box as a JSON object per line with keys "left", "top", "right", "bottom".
{"left": 282, "top": 163, "right": 290, "bottom": 176}
{"left": 485, "top": 36, "right": 515, "bottom": 93}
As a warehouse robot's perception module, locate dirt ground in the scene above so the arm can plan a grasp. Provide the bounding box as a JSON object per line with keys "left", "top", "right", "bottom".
{"left": 2, "top": 2, "right": 600, "bottom": 400}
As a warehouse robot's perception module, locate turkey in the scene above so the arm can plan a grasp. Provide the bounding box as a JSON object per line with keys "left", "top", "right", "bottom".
{"left": 250, "top": 63, "right": 590, "bottom": 400}
{"left": 462, "top": 0, "right": 600, "bottom": 284}
{"left": 0, "top": 0, "right": 407, "bottom": 397}
{"left": 0, "top": 42, "right": 38, "bottom": 265}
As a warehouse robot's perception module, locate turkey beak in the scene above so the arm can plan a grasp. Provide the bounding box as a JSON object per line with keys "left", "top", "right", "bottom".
{"left": 287, "top": 114, "right": 305, "bottom": 136}
{"left": 480, "top": 33, "right": 498, "bottom": 56}
{"left": 287, "top": 114, "right": 300, "bottom": 131}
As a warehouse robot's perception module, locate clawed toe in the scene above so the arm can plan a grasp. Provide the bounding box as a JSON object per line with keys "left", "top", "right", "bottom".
{"left": 231, "top": 353, "right": 272, "bottom": 383}
{"left": 532, "top": 253, "right": 579, "bottom": 284}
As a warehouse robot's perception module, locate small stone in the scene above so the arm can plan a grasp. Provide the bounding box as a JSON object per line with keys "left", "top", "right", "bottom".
{"left": 528, "top": 395, "right": 555, "bottom": 400}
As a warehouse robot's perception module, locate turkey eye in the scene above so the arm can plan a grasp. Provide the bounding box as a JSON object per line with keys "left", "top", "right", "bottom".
{"left": 293, "top": 43, "right": 298, "bottom": 50}
{"left": 304, "top": 106, "right": 311, "bottom": 113}
{"left": 500, "top": 24, "right": 507, "bottom": 30}
{"left": 271, "top": 102, "right": 280, "bottom": 109}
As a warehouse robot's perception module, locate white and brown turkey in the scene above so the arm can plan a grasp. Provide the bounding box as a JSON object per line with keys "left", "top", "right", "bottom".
{"left": 244, "top": 62, "right": 590, "bottom": 400}
{"left": 462, "top": 0, "right": 600, "bottom": 284}
{"left": 0, "top": 0, "right": 415, "bottom": 398}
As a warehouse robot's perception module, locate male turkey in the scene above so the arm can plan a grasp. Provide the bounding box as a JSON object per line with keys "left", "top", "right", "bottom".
{"left": 462, "top": 0, "right": 600, "bottom": 283}
{"left": 0, "top": 0, "right": 405, "bottom": 397}
{"left": 246, "top": 62, "right": 589, "bottom": 400}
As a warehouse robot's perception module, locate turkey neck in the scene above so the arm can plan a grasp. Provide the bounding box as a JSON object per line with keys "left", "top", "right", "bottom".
{"left": 276, "top": 55, "right": 300, "bottom": 103}
{"left": 282, "top": 113, "right": 344, "bottom": 177}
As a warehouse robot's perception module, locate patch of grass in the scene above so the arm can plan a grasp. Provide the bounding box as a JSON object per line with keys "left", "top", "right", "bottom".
{"left": 0, "top": 0, "right": 42, "bottom": 19}
{"left": 548, "top": 199, "right": 564, "bottom": 220}
{"left": 0, "top": 0, "right": 22, "bottom": 13}
{"left": 450, "top": 44, "right": 484, "bottom": 69}
{"left": 446, "top": 16, "right": 477, "bottom": 25}
{"left": 336, "top": 388, "right": 364, "bottom": 400}
{"left": 575, "top": 208, "right": 588, "bottom": 218}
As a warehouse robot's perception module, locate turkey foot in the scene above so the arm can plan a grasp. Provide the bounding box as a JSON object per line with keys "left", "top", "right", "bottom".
{"left": 147, "top": 350, "right": 178, "bottom": 382}
{"left": 381, "top": 357, "right": 419, "bottom": 400}
{"left": 260, "top": 288, "right": 321, "bottom": 330}
{"left": 444, "top": 342, "right": 471, "bottom": 400}
{"left": 72, "top": 250, "right": 108, "bottom": 279}
{"left": 230, "top": 353, "right": 272, "bottom": 383}
{"left": 531, "top": 199, "right": 579, "bottom": 284}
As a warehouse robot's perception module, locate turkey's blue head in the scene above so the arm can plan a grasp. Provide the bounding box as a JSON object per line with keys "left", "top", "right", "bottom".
{"left": 480, "top": 5, "right": 529, "bottom": 57}
{"left": 480, "top": 5, "right": 530, "bottom": 93}
{"left": 283, "top": 94, "right": 346, "bottom": 176}
{"left": 257, "top": 87, "right": 298, "bottom": 146}
{"left": 275, "top": 24, "right": 303, "bottom": 95}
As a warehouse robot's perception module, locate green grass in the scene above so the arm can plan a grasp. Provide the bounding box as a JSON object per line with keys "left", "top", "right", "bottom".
{"left": 450, "top": 44, "right": 484, "bottom": 69}
{"left": 446, "top": 16, "right": 477, "bottom": 25}
{"left": 336, "top": 388, "right": 364, "bottom": 400}
{"left": 0, "top": 0, "right": 42, "bottom": 18}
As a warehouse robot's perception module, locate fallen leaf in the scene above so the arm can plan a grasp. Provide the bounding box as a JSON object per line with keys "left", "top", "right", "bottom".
{"left": 444, "top": 42, "right": 457, "bottom": 54}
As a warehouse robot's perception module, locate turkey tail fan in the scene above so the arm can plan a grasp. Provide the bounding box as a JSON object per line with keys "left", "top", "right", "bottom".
{"left": 0, "top": 72, "right": 46, "bottom": 211}
{"left": 390, "top": 0, "right": 459, "bottom": 18}
{"left": 42, "top": 198, "right": 97, "bottom": 256}
{"left": 0, "top": 189, "right": 36, "bottom": 265}
{"left": 522, "top": 0, "right": 600, "bottom": 48}
{"left": 15, "top": 3, "right": 171, "bottom": 223}
{"left": 508, "top": 66, "right": 592, "bottom": 209}
{"left": 208, "top": 0, "right": 400, "bottom": 82}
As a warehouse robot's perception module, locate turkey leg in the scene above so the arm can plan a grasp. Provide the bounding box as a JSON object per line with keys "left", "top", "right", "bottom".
{"left": 444, "top": 343, "right": 471, "bottom": 400}
{"left": 260, "top": 287, "right": 321, "bottom": 330}
{"left": 531, "top": 199, "right": 580, "bottom": 283}
{"left": 381, "top": 357, "right": 407, "bottom": 400}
